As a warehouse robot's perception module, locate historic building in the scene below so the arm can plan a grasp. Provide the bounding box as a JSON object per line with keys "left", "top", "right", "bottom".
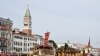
{"left": 11, "top": 29, "right": 44, "bottom": 54}
{"left": 84, "top": 37, "right": 92, "bottom": 54}
{"left": 0, "top": 17, "right": 12, "bottom": 53}
{"left": 33, "top": 34, "right": 44, "bottom": 46}
{"left": 10, "top": 7, "right": 44, "bottom": 55}
{"left": 11, "top": 28, "right": 37, "bottom": 54}
{"left": 23, "top": 7, "right": 32, "bottom": 35}
{"left": 0, "top": 6, "right": 44, "bottom": 55}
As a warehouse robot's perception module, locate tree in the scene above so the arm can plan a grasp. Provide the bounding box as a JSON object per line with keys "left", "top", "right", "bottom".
{"left": 49, "top": 40, "right": 58, "bottom": 48}
{"left": 64, "top": 43, "right": 68, "bottom": 51}
{"left": 64, "top": 43, "right": 68, "bottom": 56}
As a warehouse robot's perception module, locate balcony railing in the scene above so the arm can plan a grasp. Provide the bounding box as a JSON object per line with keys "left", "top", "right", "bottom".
{"left": 0, "top": 44, "right": 7, "bottom": 48}
{"left": 0, "top": 25, "right": 6, "bottom": 30}
{"left": 0, "top": 41, "right": 7, "bottom": 48}
{"left": 0, "top": 37, "right": 7, "bottom": 41}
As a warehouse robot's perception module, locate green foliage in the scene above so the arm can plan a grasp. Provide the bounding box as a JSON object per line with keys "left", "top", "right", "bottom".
{"left": 64, "top": 43, "right": 68, "bottom": 50}
{"left": 49, "top": 40, "right": 58, "bottom": 48}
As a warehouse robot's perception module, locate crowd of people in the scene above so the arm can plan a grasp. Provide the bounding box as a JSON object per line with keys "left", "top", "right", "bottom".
{"left": 0, "top": 51, "right": 17, "bottom": 56}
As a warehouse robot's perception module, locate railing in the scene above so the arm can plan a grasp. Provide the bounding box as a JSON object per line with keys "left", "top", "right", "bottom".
{"left": 0, "top": 45, "right": 7, "bottom": 48}
{"left": 0, "top": 37, "right": 7, "bottom": 41}
{"left": 0, "top": 25, "right": 7, "bottom": 30}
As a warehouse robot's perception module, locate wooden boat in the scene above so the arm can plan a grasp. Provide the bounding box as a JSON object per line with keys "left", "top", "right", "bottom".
{"left": 30, "top": 45, "right": 56, "bottom": 56}
{"left": 29, "top": 32, "right": 56, "bottom": 56}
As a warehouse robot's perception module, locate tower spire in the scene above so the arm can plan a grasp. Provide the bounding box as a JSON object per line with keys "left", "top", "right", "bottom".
{"left": 23, "top": 6, "right": 32, "bottom": 35}
{"left": 88, "top": 37, "right": 90, "bottom": 47}
{"left": 24, "top": 7, "right": 31, "bottom": 17}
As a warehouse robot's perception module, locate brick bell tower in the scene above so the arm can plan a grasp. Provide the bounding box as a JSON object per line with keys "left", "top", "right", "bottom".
{"left": 23, "top": 7, "right": 32, "bottom": 35}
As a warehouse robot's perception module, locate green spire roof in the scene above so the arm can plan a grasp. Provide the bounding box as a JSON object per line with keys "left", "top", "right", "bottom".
{"left": 24, "top": 8, "right": 31, "bottom": 17}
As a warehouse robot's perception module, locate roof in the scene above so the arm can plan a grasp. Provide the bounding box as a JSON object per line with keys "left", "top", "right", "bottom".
{"left": 12, "top": 30, "right": 34, "bottom": 37}
{"left": 85, "top": 45, "right": 93, "bottom": 48}
{"left": 24, "top": 8, "right": 31, "bottom": 17}
{"left": 0, "top": 17, "right": 13, "bottom": 24}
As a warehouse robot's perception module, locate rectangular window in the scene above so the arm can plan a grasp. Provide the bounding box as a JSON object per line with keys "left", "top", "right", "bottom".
{"left": 20, "top": 37, "right": 22, "bottom": 39}
{"left": 21, "top": 42, "right": 22, "bottom": 46}
{"left": 24, "top": 43, "right": 25, "bottom": 46}
{"left": 35, "top": 39, "right": 37, "bottom": 41}
{"left": 30, "top": 48, "right": 33, "bottom": 51}
{"left": 16, "top": 42, "right": 18, "bottom": 45}
{"left": 1, "top": 32, "right": 5, "bottom": 37}
{"left": 14, "top": 41, "right": 16, "bottom": 45}
{"left": 14, "top": 47, "right": 16, "bottom": 50}
{"left": 28, "top": 43, "right": 29, "bottom": 46}
{"left": 24, "top": 43, "right": 27, "bottom": 46}
{"left": 33, "top": 43, "right": 34, "bottom": 46}
{"left": 24, "top": 38, "right": 27, "bottom": 40}
{"left": 0, "top": 22, "right": 1, "bottom": 26}
{"left": 24, "top": 47, "right": 27, "bottom": 51}
{"left": 28, "top": 38, "right": 29, "bottom": 40}
{"left": 28, "top": 48, "right": 30, "bottom": 51}
{"left": 21, "top": 48, "right": 22, "bottom": 51}
{"left": 24, "top": 24, "right": 28, "bottom": 26}
{"left": 14, "top": 36, "right": 19, "bottom": 39}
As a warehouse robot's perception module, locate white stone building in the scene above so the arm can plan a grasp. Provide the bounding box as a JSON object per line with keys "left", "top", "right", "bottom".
{"left": 57, "top": 42, "right": 85, "bottom": 50}
{"left": 9, "top": 7, "right": 44, "bottom": 55}
{"left": 0, "top": 7, "right": 44, "bottom": 55}
{"left": 11, "top": 29, "right": 38, "bottom": 54}
{"left": 34, "top": 34, "right": 44, "bottom": 46}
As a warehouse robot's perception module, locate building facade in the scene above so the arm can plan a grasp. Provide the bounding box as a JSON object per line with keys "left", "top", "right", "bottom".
{"left": 34, "top": 34, "right": 44, "bottom": 46}
{"left": 0, "top": 7, "right": 44, "bottom": 55}
{"left": 9, "top": 7, "right": 44, "bottom": 55}
{"left": 23, "top": 7, "right": 32, "bottom": 35}
{"left": 0, "top": 17, "right": 12, "bottom": 53}
{"left": 11, "top": 29, "right": 37, "bottom": 54}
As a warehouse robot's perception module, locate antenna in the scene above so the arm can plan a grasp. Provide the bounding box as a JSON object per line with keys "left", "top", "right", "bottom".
{"left": 26, "top": 0, "right": 30, "bottom": 8}
{"left": 27, "top": 4, "right": 29, "bottom": 8}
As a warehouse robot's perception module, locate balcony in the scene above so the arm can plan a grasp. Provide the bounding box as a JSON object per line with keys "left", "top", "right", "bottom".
{"left": 0, "top": 25, "right": 6, "bottom": 30}
{"left": 0, "top": 44, "right": 7, "bottom": 48}
{"left": 0, "top": 41, "right": 7, "bottom": 48}
{"left": 0, "top": 37, "right": 7, "bottom": 41}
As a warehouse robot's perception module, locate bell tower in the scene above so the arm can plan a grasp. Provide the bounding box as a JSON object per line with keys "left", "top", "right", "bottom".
{"left": 23, "top": 7, "right": 32, "bottom": 35}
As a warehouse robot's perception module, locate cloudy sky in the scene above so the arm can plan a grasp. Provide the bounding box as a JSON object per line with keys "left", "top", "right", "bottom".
{"left": 0, "top": 0, "right": 100, "bottom": 48}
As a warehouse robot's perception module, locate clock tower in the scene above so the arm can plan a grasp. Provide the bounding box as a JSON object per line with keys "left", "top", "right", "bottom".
{"left": 23, "top": 7, "right": 32, "bottom": 35}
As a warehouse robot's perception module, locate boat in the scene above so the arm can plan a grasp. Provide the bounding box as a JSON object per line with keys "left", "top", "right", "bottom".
{"left": 30, "top": 45, "right": 56, "bottom": 56}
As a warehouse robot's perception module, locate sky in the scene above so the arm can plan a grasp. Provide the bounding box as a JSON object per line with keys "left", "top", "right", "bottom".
{"left": 0, "top": 0, "right": 100, "bottom": 48}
